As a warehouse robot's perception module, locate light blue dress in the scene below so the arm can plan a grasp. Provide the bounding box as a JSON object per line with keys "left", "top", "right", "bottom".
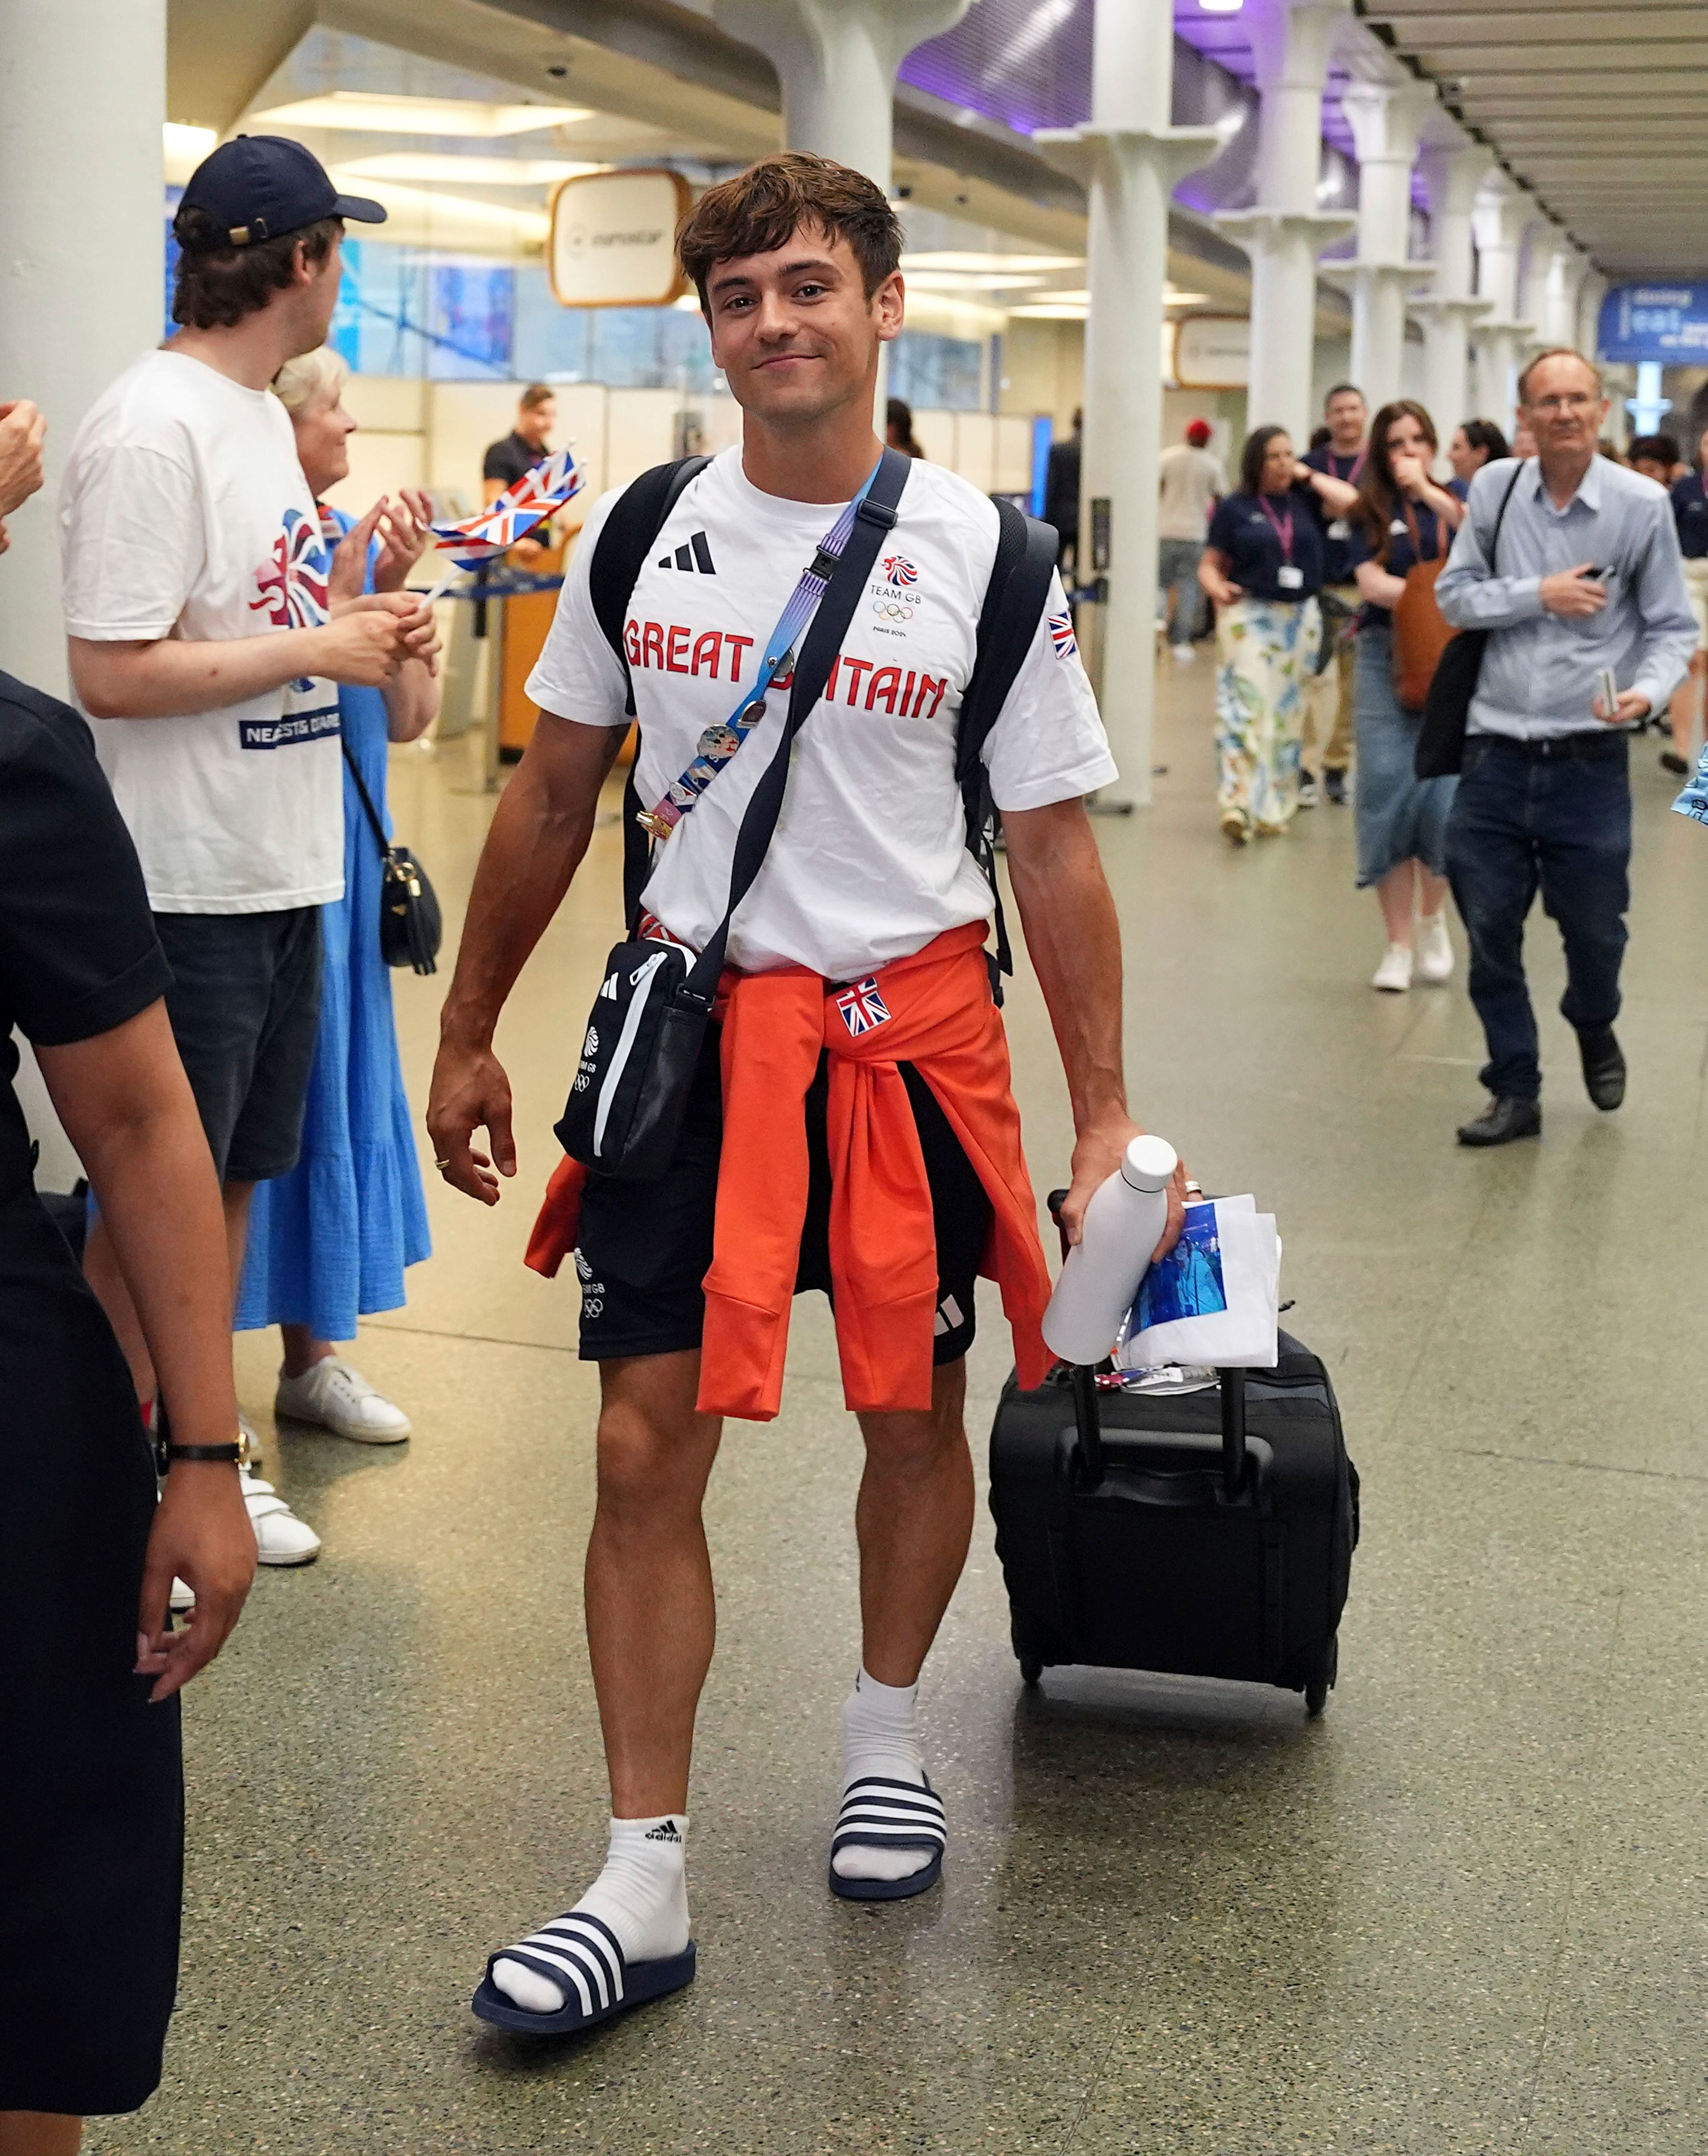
{"left": 235, "top": 509, "right": 431, "bottom": 1340}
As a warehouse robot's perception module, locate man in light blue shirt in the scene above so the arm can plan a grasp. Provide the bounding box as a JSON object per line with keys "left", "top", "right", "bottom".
{"left": 1436, "top": 348, "right": 1695, "bottom": 1147}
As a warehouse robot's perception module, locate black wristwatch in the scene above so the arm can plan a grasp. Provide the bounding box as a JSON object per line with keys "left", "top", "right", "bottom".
{"left": 165, "top": 1442, "right": 242, "bottom": 1464}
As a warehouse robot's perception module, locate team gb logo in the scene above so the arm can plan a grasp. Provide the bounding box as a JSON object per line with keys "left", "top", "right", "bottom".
{"left": 881, "top": 554, "right": 919, "bottom": 588}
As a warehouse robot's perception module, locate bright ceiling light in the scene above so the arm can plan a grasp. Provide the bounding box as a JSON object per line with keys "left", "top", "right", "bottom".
{"left": 339, "top": 153, "right": 608, "bottom": 185}
{"left": 901, "top": 250, "right": 1082, "bottom": 274}
{"left": 904, "top": 270, "right": 1047, "bottom": 292}
{"left": 164, "top": 122, "right": 217, "bottom": 161}
{"left": 1031, "top": 288, "right": 1091, "bottom": 306}
{"left": 326, "top": 171, "right": 549, "bottom": 240}
{"left": 251, "top": 93, "right": 590, "bottom": 137}
{"left": 1165, "top": 288, "right": 1210, "bottom": 305}
{"left": 1199, "top": 0, "right": 1244, "bottom": 13}
{"left": 1008, "top": 303, "right": 1088, "bottom": 320}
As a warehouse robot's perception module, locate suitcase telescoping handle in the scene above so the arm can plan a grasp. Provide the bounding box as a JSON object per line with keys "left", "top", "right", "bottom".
{"left": 1047, "top": 1187, "right": 1248, "bottom": 1499}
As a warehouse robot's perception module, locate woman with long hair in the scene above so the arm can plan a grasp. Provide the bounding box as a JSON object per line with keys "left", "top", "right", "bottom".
{"left": 233, "top": 347, "right": 436, "bottom": 1443}
{"left": 1345, "top": 399, "right": 1467, "bottom": 990}
{"left": 1199, "top": 425, "right": 1357, "bottom": 843}
{"left": 1665, "top": 423, "right": 1708, "bottom": 777}
{"left": 1447, "top": 418, "right": 1509, "bottom": 499}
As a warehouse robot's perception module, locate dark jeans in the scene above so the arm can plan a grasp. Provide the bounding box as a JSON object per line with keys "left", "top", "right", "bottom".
{"left": 1443, "top": 733, "right": 1630, "bottom": 1101}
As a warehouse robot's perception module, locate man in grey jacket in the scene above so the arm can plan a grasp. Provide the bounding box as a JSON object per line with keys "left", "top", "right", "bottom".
{"left": 1437, "top": 348, "right": 1696, "bottom": 1147}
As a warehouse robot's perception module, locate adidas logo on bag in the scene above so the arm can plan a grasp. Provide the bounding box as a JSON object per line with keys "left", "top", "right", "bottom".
{"left": 599, "top": 973, "right": 619, "bottom": 1001}
{"left": 644, "top": 1818, "right": 683, "bottom": 1842}
{"left": 655, "top": 532, "right": 716, "bottom": 574}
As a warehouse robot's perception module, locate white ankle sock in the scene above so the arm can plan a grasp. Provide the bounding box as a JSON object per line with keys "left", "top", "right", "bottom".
{"left": 832, "top": 1668, "right": 933, "bottom": 1884}
{"left": 491, "top": 1813, "right": 690, "bottom": 2015}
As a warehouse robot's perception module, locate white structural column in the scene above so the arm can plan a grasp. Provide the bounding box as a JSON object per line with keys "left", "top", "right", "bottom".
{"left": 1036, "top": 0, "right": 1217, "bottom": 804}
{"left": 1514, "top": 221, "right": 1563, "bottom": 360}
{"left": 1577, "top": 270, "right": 1608, "bottom": 365}
{"left": 0, "top": 0, "right": 165, "bottom": 697}
{"left": 1411, "top": 139, "right": 1492, "bottom": 446}
{"left": 1469, "top": 175, "right": 1538, "bottom": 433}
{"left": 1337, "top": 80, "right": 1438, "bottom": 413}
{"left": 1543, "top": 241, "right": 1590, "bottom": 354}
{"left": 1215, "top": 0, "right": 1356, "bottom": 449}
{"left": 715, "top": 0, "right": 969, "bottom": 193}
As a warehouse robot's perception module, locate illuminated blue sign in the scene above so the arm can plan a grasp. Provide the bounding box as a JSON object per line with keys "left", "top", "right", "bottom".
{"left": 1599, "top": 284, "right": 1708, "bottom": 363}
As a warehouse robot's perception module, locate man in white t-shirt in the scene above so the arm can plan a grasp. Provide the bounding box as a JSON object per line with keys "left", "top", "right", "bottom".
{"left": 427, "top": 152, "right": 1184, "bottom": 2036}
{"left": 1157, "top": 419, "right": 1227, "bottom": 660}
{"left": 60, "top": 136, "right": 433, "bottom": 1557}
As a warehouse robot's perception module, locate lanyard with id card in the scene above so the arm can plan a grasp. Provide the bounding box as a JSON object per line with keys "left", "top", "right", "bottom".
{"left": 1260, "top": 495, "right": 1304, "bottom": 590}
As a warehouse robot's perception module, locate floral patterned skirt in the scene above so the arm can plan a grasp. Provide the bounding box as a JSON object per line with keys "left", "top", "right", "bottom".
{"left": 1214, "top": 596, "right": 1321, "bottom": 837}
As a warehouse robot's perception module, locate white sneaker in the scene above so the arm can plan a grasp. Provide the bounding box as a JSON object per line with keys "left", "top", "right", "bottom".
{"left": 1415, "top": 911, "right": 1454, "bottom": 983}
{"left": 275, "top": 1355, "right": 412, "bottom": 1444}
{"left": 170, "top": 1576, "right": 195, "bottom": 1614}
{"left": 1371, "top": 942, "right": 1414, "bottom": 993}
{"left": 1297, "top": 773, "right": 1320, "bottom": 809}
{"left": 241, "top": 1467, "right": 322, "bottom": 1565}
{"left": 1170, "top": 643, "right": 1197, "bottom": 665}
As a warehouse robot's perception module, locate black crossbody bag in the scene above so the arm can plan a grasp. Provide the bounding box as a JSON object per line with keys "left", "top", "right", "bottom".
{"left": 555, "top": 447, "right": 912, "bottom": 1182}
{"left": 341, "top": 738, "right": 443, "bottom": 975}
{"left": 1414, "top": 458, "right": 1528, "bottom": 780}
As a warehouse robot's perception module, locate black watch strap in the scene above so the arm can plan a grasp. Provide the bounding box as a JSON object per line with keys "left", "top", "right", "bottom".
{"left": 165, "top": 1442, "right": 243, "bottom": 1464}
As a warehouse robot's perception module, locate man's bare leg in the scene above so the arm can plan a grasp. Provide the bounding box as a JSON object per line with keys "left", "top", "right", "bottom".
{"left": 585, "top": 1350, "right": 724, "bottom": 1815}
{"left": 487, "top": 1350, "right": 719, "bottom": 2015}
{"left": 831, "top": 1360, "right": 971, "bottom": 1890}
{"left": 85, "top": 1181, "right": 251, "bottom": 1409}
{"left": 0, "top": 2112, "right": 81, "bottom": 2156}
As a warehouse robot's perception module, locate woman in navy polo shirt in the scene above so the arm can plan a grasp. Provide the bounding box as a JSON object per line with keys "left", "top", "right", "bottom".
{"left": 1199, "top": 426, "right": 1357, "bottom": 844}
{"left": 1345, "top": 399, "right": 1466, "bottom": 993}
{"left": 1667, "top": 429, "right": 1708, "bottom": 777}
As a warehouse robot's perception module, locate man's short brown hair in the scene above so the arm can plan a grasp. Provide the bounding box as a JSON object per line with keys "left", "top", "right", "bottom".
{"left": 1517, "top": 347, "right": 1605, "bottom": 405}
{"left": 172, "top": 207, "right": 340, "bottom": 331}
{"left": 519, "top": 382, "right": 555, "bottom": 411}
{"left": 676, "top": 153, "right": 902, "bottom": 311}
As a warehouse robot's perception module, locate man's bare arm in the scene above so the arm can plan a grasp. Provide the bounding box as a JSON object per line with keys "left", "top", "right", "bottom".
{"left": 1001, "top": 795, "right": 1184, "bottom": 1254}
{"left": 427, "top": 711, "right": 628, "bottom": 1203}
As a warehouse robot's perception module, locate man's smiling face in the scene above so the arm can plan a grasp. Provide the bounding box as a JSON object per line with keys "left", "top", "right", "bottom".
{"left": 702, "top": 224, "right": 902, "bottom": 426}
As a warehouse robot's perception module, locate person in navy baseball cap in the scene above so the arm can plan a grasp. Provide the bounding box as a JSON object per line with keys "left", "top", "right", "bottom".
{"left": 178, "top": 134, "right": 386, "bottom": 250}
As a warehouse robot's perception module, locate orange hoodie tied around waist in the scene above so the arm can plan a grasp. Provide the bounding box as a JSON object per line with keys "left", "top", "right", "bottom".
{"left": 525, "top": 918, "right": 1054, "bottom": 1420}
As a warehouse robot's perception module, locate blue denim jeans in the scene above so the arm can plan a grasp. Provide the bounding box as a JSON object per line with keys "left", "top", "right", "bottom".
{"left": 1443, "top": 733, "right": 1630, "bottom": 1101}
{"left": 1158, "top": 538, "right": 1205, "bottom": 646}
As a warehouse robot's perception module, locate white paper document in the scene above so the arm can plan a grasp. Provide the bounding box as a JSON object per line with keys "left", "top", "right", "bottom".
{"left": 1115, "top": 1196, "right": 1280, "bottom": 1371}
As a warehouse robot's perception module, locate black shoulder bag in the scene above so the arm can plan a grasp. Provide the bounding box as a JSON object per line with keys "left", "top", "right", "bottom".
{"left": 556, "top": 447, "right": 912, "bottom": 1182}
{"left": 1414, "top": 459, "right": 1528, "bottom": 780}
{"left": 340, "top": 739, "right": 442, "bottom": 976}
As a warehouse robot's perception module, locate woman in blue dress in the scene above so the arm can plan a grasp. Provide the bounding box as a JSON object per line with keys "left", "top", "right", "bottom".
{"left": 236, "top": 347, "right": 435, "bottom": 1442}
{"left": 1344, "top": 400, "right": 1467, "bottom": 994}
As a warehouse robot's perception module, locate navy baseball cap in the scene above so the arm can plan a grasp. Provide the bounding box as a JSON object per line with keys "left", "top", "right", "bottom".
{"left": 178, "top": 134, "right": 386, "bottom": 249}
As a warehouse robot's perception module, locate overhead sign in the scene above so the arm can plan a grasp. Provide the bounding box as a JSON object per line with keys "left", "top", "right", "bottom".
{"left": 1170, "top": 314, "right": 1250, "bottom": 390}
{"left": 1598, "top": 284, "right": 1708, "bottom": 364}
{"left": 549, "top": 168, "right": 691, "bottom": 309}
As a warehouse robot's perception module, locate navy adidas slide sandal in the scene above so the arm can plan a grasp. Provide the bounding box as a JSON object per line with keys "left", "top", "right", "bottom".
{"left": 829, "top": 1775, "right": 947, "bottom": 1902}
{"left": 471, "top": 1909, "right": 696, "bottom": 2035}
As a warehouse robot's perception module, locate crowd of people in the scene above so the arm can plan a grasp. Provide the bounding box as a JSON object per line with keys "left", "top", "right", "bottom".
{"left": 1157, "top": 361, "right": 1703, "bottom": 1144}
{"left": 5, "top": 117, "right": 1708, "bottom": 2153}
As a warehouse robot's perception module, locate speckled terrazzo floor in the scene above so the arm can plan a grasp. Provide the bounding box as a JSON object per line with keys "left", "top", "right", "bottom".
{"left": 86, "top": 666, "right": 1708, "bottom": 2154}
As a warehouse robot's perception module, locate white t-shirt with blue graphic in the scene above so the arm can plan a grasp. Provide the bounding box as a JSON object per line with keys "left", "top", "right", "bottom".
{"left": 59, "top": 348, "right": 343, "bottom": 913}
{"left": 529, "top": 447, "right": 1116, "bottom": 979}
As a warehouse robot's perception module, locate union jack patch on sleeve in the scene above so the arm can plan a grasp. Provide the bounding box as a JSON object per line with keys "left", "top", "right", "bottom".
{"left": 835, "top": 977, "right": 891, "bottom": 1036}
{"left": 1047, "top": 608, "right": 1077, "bottom": 660}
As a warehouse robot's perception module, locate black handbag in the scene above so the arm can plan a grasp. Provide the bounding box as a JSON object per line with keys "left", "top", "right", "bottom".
{"left": 341, "top": 737, "right": 442, "bottom": 975}
{"left": 1414, "top": 459, "right": 1527, "bottom": 779}
{"left": 556, "top": 447, "right": 912, "bottom": 1183}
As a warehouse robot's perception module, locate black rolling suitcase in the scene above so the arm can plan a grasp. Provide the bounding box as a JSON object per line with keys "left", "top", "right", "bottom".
{"left": 988, "top": 1236, "right": 1359, "bottom": 1713}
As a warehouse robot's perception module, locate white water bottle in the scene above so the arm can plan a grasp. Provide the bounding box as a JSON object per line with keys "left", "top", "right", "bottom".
{"left": 1041, "top": 1134, "right": 1179, "bottom": 1366}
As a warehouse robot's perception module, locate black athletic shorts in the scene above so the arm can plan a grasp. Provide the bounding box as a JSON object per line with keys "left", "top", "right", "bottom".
{"left": 574, "top": 1026, "right": 992, "bottom": 1368}
{"left": 153, "top": 907, "right": 323, "bottom": 1185}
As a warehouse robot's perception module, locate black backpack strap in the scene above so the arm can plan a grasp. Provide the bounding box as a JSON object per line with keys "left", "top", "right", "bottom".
{"left": 955, "top": 500, "right": 1060, "bottom": 1003}
{"left": 584, "top": 454, "right": 710, "bottom": 929}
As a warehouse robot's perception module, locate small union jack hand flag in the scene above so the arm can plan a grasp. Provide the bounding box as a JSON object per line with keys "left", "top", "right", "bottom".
{"left": 835, "top": 977, "right": 892, "bottom": 1036}
{"left": 430, "top": 445, "right": 585, "bottom": 570}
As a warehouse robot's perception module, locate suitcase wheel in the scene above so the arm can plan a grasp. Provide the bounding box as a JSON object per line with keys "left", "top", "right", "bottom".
{"left": 1018, "top": 1656, "right": 1043, "bottom": 1687}
{"left": 1304, "top": 1633, "right": 1339, "bottom": 1718}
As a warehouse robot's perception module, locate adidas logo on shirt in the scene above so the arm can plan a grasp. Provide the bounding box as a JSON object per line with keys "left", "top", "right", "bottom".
{"left": 644, "top": 1818, "right": 683, "bottom": 1842}
{"left": 656, "top": 531, "right": 716, "bottom": 574}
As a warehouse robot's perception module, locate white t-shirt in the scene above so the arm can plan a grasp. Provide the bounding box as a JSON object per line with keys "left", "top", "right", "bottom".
{"left": 527, "top": 448, "right": 1116, "bottom": 978}
{"left": 1158, "top": 443, "right": 1228, "bottom": 543}
{"left": 59, "top": 347, "right": 343, "bottom": 914}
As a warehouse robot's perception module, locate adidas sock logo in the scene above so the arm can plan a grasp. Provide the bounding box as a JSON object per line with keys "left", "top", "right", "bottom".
{"left": 643, "top": 1818, "right": 683, "bottom": 1842}
{"left": 656, "top": 531, "right": 716, "bottom": 574}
